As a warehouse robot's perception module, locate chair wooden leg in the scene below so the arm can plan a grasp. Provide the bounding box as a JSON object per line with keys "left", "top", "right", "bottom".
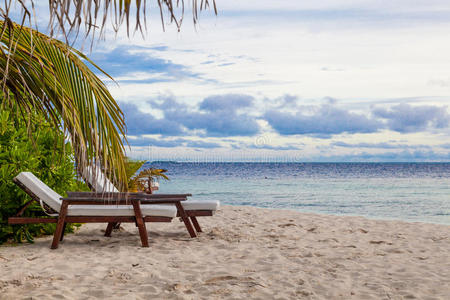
{"left": 176, "top": 202, "right": 197, "bottom": 238}
{"left": 60, "top": 223, "right": 67, "bottom": 241}
{"left": 132, "top": 201, "right": 149, "bottom": 247}
{"left": 105, "top": 222, "right": 115, "bottom": 237}
{"left": 51, "top": 201, "right": 68, "bottom": 249}
{"left": 191, "top": 216, "right": 202, "bottom": 233}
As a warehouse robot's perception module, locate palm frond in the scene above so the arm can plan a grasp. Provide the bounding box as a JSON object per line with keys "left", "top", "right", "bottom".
{"left": 4, "top": 1, "right": 217, "bottom": 44}
{"left": 0, "top": 19, "right": 128, "bottom": 189}
{"left": 136, "top": 168, "right": 170, "bottom": 181}
{"left": 124, "top": 157, "right": 147, "bottom": 183}
{"left": 128, "top": 167, "right": 169, "bottom": 192}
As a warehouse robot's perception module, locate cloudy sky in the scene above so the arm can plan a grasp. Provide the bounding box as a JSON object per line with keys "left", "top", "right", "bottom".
{"left": 29, "top": 1, "right": 450, "bottom": 161}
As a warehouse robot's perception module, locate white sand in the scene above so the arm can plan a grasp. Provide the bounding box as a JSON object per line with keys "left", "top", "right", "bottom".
{"left": 0, "top": 205, "right": 449, "bottom": 299}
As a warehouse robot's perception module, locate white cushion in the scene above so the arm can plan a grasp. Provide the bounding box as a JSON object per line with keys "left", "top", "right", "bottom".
{"left": 68, "top": 204, "right": 177, "bottom": 217}
{"left": 181, "top": 201, "right": 220, "bottom": 211}
{"left": 83, "top": 166, "right": 119, "bottom": 193}
{"left": 15, "top": 172, "right": 62, "bottom": 212}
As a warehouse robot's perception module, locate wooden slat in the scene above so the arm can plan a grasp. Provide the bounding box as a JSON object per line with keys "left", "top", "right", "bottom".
{"left": 67, "top": 216, "right": 173, "bottom": 223}
{"left": 8, "top": 217, "right": 58, "bottom": 224}
{"left": 66, "top": 192, "right": 191, "bottom": 199}
{"left": 62, "top": 198, "right": 187, "bottom": 205}
{"left": 143, "top": 216, "right": 172, "bottom": 222}
{"left": 182, "top": 210, "right": 214, "bottom": 217}
{"left": 8, "top": 215, "right": 173, "bottom": 224}
{"left": 15, "top": 199, "right": 35, "bottom": 217}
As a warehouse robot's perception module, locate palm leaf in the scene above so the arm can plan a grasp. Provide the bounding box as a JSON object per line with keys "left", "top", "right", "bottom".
{"left": 0, "top": 19, "right": 128, "bottom": 189}
{"left": 2, "top": 1, "right": 217, "bottom": 44}
{"left": 128, "top": 167, "right": 170, "bottom": 192}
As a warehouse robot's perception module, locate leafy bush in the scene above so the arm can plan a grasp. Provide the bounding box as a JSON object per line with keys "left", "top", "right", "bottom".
{"left": 0, "top": 110, "right": 88, "bottom": 244}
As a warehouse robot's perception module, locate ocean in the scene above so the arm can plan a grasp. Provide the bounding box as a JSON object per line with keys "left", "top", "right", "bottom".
{"left": 144, "top": 162, "right": 450, "bottom": 225}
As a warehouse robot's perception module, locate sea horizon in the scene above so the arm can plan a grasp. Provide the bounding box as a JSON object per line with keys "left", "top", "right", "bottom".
{"left": 143, "top": 161, "right": 450, "bottom": 225}
{"left": 148, "top": 160, "right": 450, "bottom": 164}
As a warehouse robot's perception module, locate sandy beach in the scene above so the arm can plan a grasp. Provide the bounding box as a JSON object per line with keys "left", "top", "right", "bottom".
{"left": 0, "top": 205, "right": 449, "bottom": 299}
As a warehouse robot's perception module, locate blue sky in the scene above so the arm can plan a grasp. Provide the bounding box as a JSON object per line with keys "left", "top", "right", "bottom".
{"left": 27, "top": 1, "right": 450, "bottom": 161}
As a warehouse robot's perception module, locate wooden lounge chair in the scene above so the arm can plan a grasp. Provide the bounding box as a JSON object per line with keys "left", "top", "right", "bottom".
{"left": 8, "top": 172, "right": 195, "bottom": 249}
{"left": 83, "top": 166, "right": 220, "bottom": 234}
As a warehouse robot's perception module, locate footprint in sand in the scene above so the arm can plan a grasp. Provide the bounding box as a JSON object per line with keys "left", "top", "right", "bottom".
{"left": 205, "top": 275, "right": 238, "bottom": 284}
{"left": 370, "top": 240, "right": 392, "bottom": 245}
{"left": 278, "top": 223, "right": 297, "bottom": 228}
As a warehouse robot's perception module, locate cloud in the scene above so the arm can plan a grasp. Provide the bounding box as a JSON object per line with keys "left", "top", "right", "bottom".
{"left": 120, "top": 102, "right": 183, "bottom": 135}
{"left": 331, "top": 141, "right": 432, "bottom": 150}
{"left": 125, "top": 96, "right": 450, "bottom": 141}
{"left": 199, "top": 94, "right": 254, "bottom": 112}
{"left": 219, "top": 1, "right": 450, "bottom": 26}
{"left": 121, "top": 93, "right": 450, "bottom": 160}
{"left": 218, "top": 62, "right": 235, "bottom": 67}
{"left": 127, "top": 137, "right": 220, "bottom": 148}
{"left": 265, "top": 104, "right": 381, "bottom": 136}
{"left": 272, "top": 94, "right": 300, "bottom": 109}
{"left": 184, "top": 140, "right": 221, "bottom": 148}
{"left": 127, "top": 137, "right": 184, "bottom": 147}
{"left": 439, "top": 143, "right": 450, "bottom": 149}
{"left": 88, "top": 45, "right": 198, "bottom": 82}
{"left": 311, "top": 150, "right": 450, "bottom": 162}
{"left": 249, "top": 144, "right": 301, "bottom": 151}
{"left": 372, "top": 104, "right": 450, "bottom": 133}
{"left": 149, "top": 46, "right": 169, "bottom": 51}
{"left": 150, "top": 94, "right": 260, "bottom": 137}
{"left": 351, "top": 150, "right": 450, "bottom": 162}
{"left": 265, "top": 102, "right": 450, "bottom": 137}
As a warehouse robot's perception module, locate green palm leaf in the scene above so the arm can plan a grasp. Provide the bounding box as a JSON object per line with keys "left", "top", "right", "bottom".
{"left": 0, "top": 19, "right": 128, "bottom": 189}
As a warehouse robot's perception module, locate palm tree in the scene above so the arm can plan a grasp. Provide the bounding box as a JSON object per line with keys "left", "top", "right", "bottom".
{"left": 0, "top": 19, "right": 127, "bottom": 187}
{"left": 0, "top": 1, "right": 216, "bottom": 188}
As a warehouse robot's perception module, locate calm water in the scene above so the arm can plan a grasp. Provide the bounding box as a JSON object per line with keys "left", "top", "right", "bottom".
{"left": 144, "top": 162, "right": 450, "bottom": 225}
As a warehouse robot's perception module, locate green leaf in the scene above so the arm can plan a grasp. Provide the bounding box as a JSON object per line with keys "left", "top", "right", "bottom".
{"left": 0, "top": 20, "right": 128, "bottom": 190}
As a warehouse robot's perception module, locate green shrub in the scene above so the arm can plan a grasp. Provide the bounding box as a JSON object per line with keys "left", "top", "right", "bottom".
{"left": 0, "top": 110, "right": 88, "bottom": 244}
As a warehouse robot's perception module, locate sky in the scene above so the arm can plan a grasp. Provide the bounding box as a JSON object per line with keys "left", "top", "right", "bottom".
{"left": 22, "top": 1, "right": 450, "bottom": 161}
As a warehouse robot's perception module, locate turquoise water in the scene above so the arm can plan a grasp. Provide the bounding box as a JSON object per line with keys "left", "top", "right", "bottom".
{"left": 145, "top": 162, "right": 450, "bottom": 225}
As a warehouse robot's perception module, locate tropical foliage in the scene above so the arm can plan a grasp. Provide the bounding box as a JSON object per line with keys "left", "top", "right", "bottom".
{"left": 124, "top": 158, "right": 147, "bottom": 186}
{"left": 129, "top": 167, "right": 169, "bottom": 193}
{"left": 2, "top": 1, "right": 217, "bottom": 42}
{"left": 0, "top": 20, "right": 128, "bottom": 189}
{"left": 0, "top": 108, "right": 88, "bottom": 245}
{"left": 123, "top": 158, "right": 169, "bottom": 192}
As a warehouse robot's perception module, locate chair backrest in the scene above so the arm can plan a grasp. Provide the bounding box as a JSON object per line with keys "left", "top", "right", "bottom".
{"left": 83, "top": 166, "right": 119, "bottom": 193}
{"left": 14, "top": 172, "right": 62, "bottom": 212}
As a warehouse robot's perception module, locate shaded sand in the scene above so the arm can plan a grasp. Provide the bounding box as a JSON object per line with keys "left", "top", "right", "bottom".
{"left": 1, "top": 205, "right": 449, "bottom": 299}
